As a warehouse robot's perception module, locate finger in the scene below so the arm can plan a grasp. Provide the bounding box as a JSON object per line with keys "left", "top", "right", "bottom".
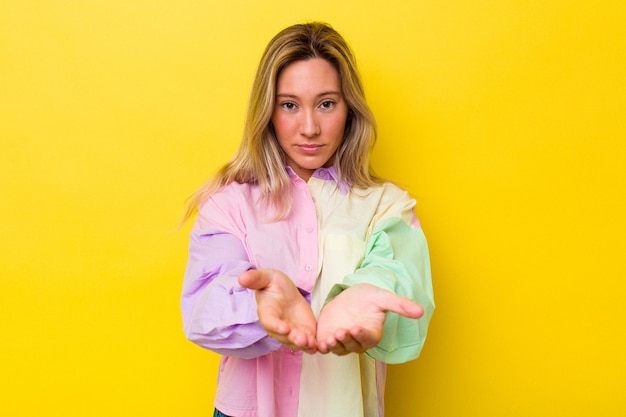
{"left": 347, "top": 326, "right": 380, "bottom": 350}
{"left": 334, "top": 329, "right": 367, "bottom": 354}
{"left": 297, "top": 336, "right": 318, "bottom": 354}
{"left": 238, "top": 269, "right": 272, "bottom": 290}
{"left": 376, "top": 293, "right": 424, "bottom": 319}
{"left": 303, "top": 346, "right": 318, "bottom": 355}
{"left": 267, "top": 331, "right": 290, "bottom": 344}
{"left": 322, "top": 329, "right": 354, "bottom": 356}
{"left": 323, "top": 338, "right": 346, "bottom": 355}
{"left": 273, "top": 328, "right": 317, "bottom": 353}
{"left": 327, "top": 337, "right": 350, "bottom": 356}
{"left": 289, "top": 329, "right": 316, "bottom": 350}
{"left": 316, "top": 331, "right": 337, "bottom": 353}
{"left": 316, "top": 338, "right": 330, "bottom": 353}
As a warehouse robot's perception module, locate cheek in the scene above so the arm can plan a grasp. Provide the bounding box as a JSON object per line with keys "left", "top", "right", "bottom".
{"left": 329, "top": 114, "right": 348, "bottom": 137}
{"left": 271, "top": 114, "right": 293, "bottom": 138}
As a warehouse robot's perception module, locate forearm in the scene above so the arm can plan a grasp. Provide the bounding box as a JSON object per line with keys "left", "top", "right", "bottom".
{"left": 181, "top": 229, "right": 281, "bottom": 358}
{"left": 326, "top": 217, "right": 435, "bottom": 363}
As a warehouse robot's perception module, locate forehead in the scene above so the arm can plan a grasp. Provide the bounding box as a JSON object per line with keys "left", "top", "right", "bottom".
{"left": 276, "top": 58, "right": 341, "bottom": 93}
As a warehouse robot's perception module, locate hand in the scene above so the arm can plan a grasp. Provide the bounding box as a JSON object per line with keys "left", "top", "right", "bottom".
{"left": 316, "top": 284, "right": 424, "bottom": 356}
{"left": 238, "top": 269, "right": 317, "bottom": 353}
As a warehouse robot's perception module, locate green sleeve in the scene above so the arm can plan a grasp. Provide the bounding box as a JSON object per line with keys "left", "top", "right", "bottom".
{"left": 326, "top": 217, "right": 435, "bottom": 364}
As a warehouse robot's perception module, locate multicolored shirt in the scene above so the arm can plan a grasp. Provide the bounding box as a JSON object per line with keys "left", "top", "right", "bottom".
{"left": 182, "top": 166, "right": 434, "bottom": 417}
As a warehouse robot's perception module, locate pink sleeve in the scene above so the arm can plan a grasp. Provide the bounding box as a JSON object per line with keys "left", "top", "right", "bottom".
{"left": 181, "top": 228, "right": 281, "bottom": 358}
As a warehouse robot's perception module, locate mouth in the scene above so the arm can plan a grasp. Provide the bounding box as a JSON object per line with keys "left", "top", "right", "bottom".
{"left": 297, "top": 144, "right": 324, "bottom": 154}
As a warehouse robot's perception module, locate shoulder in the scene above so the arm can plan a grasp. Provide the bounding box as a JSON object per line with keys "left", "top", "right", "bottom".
{"left": 195, "top": 181, "right": 261, "bottom": 233}
{"left": 380, "top": 181, "right": 413, "bottom": 201}
{"left": 351, "top": 181, "right": 414, "bottom": 206}
{"left": 351, "top": 182, "right": 418, "bottom": 228}
{"left": 200, "top": 181, "right": 259, "bottom": 210}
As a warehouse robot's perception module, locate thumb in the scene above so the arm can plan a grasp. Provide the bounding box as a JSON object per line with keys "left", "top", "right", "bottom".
{"left": 238, "top": 269, "right": 272, "bottom": 290}
{"left": 377, "top": 292, "right": 424, "bottom": 319}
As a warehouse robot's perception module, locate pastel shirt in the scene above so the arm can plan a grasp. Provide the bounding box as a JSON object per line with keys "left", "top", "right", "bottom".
{"left": 181, "top": 166, "right": 435, "bottom": 417}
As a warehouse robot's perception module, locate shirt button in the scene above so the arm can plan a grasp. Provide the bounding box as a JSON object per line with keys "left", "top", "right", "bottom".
{"left": 306, "top": 227, "right": 314, "bottom": 233}
{"left": 305, "top": 265, "right": 312, "bottom": 271}
{"left": 318, "top": 169, "right": 327, "bottom": 176}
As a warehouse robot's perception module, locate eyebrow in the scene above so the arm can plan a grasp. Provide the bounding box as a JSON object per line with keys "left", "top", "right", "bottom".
{"left": 276, "top": 91, "right": 342, "bottom": 99}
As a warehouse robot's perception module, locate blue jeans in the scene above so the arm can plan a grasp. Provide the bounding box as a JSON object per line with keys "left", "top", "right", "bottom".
{"left": 214, "top": 409, "right": 231, "bottom": 417}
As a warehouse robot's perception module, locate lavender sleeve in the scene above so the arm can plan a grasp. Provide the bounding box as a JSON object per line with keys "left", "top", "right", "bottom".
{"left": 181, "top": 228, "right": 281, "bottom": 359}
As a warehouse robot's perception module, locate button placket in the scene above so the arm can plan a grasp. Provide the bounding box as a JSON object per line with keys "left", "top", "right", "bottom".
{"left": 295, "top": 177, "right": 319, "bottom": 292}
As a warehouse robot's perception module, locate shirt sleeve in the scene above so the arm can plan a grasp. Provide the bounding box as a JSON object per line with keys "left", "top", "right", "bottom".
{"left": 325, "top": 216, "right": 435, "bottom": 364}
{"left": 181, "top": 227, "right": 281, "bottom": 359}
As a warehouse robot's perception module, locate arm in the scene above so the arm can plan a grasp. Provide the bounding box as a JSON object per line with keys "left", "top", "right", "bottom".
{"left": 318, "top": 216, "right": 435, "bottom": 364}
{"left": 181, "top": 228, "right": 281, "bottom": 359}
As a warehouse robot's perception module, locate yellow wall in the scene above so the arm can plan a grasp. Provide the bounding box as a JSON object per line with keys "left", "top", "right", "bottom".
{"left": 1, "top": 1, "right": 624, "bottom": 416}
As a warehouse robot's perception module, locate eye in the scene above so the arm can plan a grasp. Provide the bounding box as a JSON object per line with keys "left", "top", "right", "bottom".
{"left": 280, "top": 101, "right": 298, "bottom": 111}
{"left": 319, "top": 100, "right": 335, "bottom": 110}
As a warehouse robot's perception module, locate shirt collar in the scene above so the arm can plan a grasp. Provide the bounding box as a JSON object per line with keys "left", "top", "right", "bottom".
{"left": 285, "top": 165, "right": 352, "bottom": 194}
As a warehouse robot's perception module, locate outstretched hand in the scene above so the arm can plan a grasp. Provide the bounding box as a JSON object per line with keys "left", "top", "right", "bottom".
{"left": 239, "top": 272, "right": 424, "bottom": 357}
{"left": 316, "top": 283, "right": 424, "bottom": 356}
{"left": 238, "top": 269, "right": 317, "bottom": 353}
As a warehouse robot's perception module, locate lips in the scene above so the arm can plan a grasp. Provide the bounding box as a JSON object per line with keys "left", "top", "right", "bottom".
{"left": 297, "top": 144, "right": 324, "bottom": 154}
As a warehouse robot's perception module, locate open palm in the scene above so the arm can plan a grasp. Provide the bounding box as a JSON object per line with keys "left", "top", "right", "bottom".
{"left": 239, "top": 269, "right": 317, "bottom": 353}
{"left": 316, "top": 283, "right": 424, "bottom": 355}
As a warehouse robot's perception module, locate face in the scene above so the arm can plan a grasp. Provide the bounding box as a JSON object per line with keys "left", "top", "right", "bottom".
{"left": 271, "top": 58, "right": 349, "bottom": 181}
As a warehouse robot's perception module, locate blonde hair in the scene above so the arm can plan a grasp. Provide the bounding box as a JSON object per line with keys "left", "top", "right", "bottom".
{"left": 183, "top": 22, "right": 380, "bottom": 222}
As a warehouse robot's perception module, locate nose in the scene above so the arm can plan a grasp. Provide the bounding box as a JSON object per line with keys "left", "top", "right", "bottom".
{"left": 299, "top": 109, "right": 320, "bottom": 137}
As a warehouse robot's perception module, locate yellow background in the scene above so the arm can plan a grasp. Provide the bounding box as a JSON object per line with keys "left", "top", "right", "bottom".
{"left": 1, "top": 1, "right": 624, "bottom": 416}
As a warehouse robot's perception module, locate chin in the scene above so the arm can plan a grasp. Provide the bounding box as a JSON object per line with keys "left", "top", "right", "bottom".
{"left": 296, "top": 159, "right": 327, "bottom": 171}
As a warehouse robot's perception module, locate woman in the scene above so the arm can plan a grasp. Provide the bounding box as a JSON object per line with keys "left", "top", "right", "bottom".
{"left": 182, "top": 22, "right": 434, "bottom": 417}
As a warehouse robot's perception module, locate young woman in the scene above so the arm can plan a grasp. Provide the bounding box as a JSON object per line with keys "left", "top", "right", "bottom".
{"left": 181, "top": 22, "right": 435, "bottom": 417}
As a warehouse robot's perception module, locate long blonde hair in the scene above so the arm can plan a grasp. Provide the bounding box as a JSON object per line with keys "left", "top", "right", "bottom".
{"left": 183, "top": 22, "right": 380, "bottom": 222}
